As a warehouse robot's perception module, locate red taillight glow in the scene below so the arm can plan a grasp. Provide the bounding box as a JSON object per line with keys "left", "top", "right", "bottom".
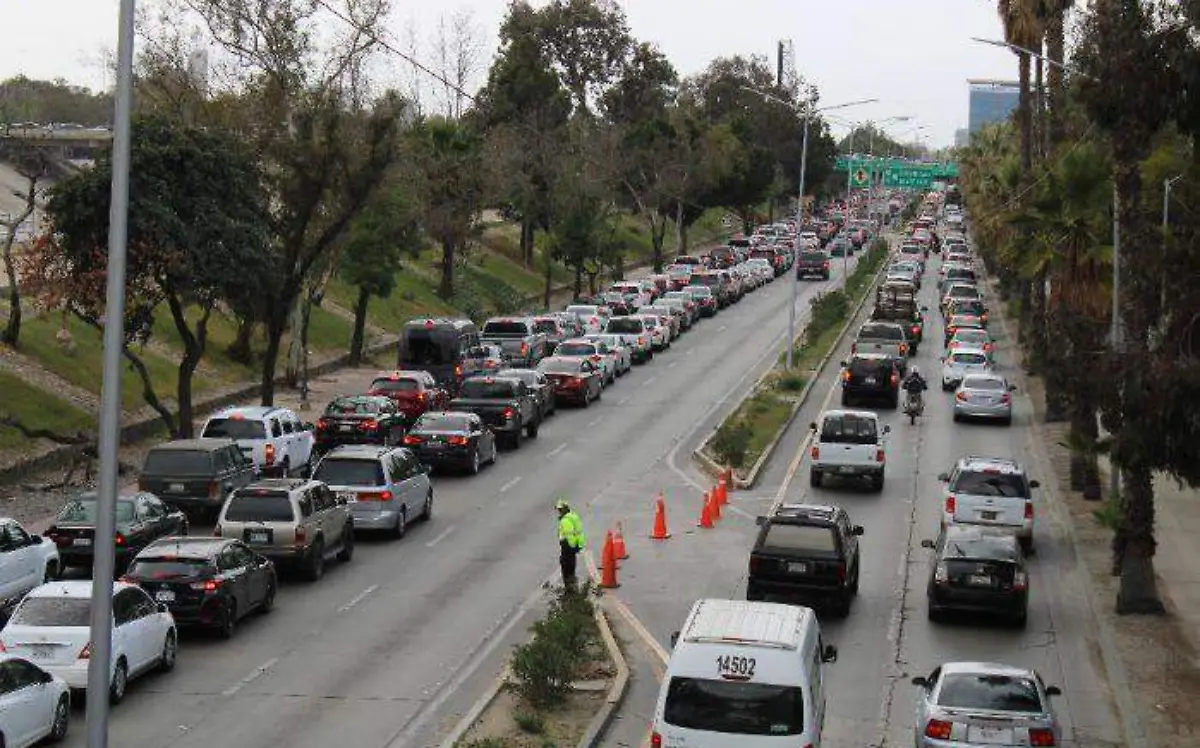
{"left": 361, "top": 419, "right": 379, "bottom": 431}
{"left": 115, "top": 533, "right": 126, "bottom": 546}
{"left": 208, "top": 481, "right": 220, "bottom": 499}
{"left": 890, "top": 373, "right": 899, "bottom": 387}
{"left": 899, "top": 343, "right": 907, "bottom": 355}
{"left": 1025, "top": 501, "right": 1034, "bottom": 519}
{"left": 504, "top": 407, "right": 516, "bottom": 420}
{"left": 924, "top": 719, "right": 953, "bottom": 740}
{"left": 650, "top": 732, "right": 662, "bottom": 748}
{"left": 912, "top": 326, "right": 920, "bottom": 335}
{"left": 946, "top": 495, "right": 956, "bottom": 514}
{"left": 811, "top": 446, "right": 820, "bottom": 459}
{"left": 955, "top": 391, "right": 968, "bottom": 401}
{"left": 1013, "top": 571, "right": 1028, "bottom": 592}
{"left": 403, "top": 434, "right": 422, "bottom": 445}
{"left": 850, "top": 343, "right": 857, "bottom": 354}
{"left": 212, "top": 524, "right": 222, "bottom": 537}
{"left": 448, "top": 436, "right": 469, "bottom": 446}
{"left": 294, "top": 527, "right": 307, "bottom": 545}
{"left": 1029, "top": 727, "right": 1056, "bottom": 746}
{"left": 875, "top": 449, "right": 885, "bottom": 462}
{"left": 360, "top": 491, "right": 393, "bottom": 501}
{"left": 836, "top": 561, "right": 846, "bottom": 582}
{"left": 79, "top": 642, "right": 92, "bottom": 660}
{"left": 842, "top": 370, "right": 851, "bottom": 382}
{"left": 190, "top": 579, "right": 221, "bottom": 592}
{"left": 264, "top": 443, "right": 276, "bottom": 466}
{"left": 1001, "top": 393, "right": 1012, "bottom": 404}
{"left": 316, "top": 418, "right": 329, "bottom": 431}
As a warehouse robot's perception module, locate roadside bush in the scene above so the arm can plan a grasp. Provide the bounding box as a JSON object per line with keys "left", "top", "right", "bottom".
{"left": 511, "top": 584, "right": 598, "bottom": 709}
{"left": 805, "top": 291, "right": 849, "bottom": 345}
{"left": 776, "top": 372, "right": 806, "bottom": 392}
{"left": 711, "top": 418, "right": 752, "bottom": 468}
{"left": 458, "top": 740, "right": 507, "bottom": 748}
{"left": 513, "top": 710, "right": 545, "bottom": 734}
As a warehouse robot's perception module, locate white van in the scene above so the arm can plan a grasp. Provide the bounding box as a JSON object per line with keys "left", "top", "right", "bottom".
{"left": 651, "top": 599, "right": 837, "bottom": 748}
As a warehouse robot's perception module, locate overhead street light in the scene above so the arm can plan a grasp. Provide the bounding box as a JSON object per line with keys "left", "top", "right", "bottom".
{"left": 970, "top": 37, "right": 1096, "bottom": 79}
{"left": 740, "top": 85, "right": 878, "bottom": 369}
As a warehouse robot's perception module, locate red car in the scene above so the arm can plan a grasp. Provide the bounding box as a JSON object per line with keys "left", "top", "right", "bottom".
{"left": 368, "top": 370, "right": 450, "bottom": 425}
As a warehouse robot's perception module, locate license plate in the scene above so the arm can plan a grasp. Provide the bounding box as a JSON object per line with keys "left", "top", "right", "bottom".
{"left": 838, "top": 466, "right": 855, "bottom": 474}
{"left": 968, "top": 574, "right": 993, "bottom": 587}
{"left": 249, "top": 532, "right": 269, "bottom": 544}
{"left": 981, "top": 510, "right": 998, "bottom": 521}
{"left": 27, "top": 645, "right": 53, "bottom": 660}
{"left": 340, "top": 425, "right": 353, "bottom": 432}
{"left": 156, "top": 590, "right": 176, "bottom": 602}
{"left": 169, "top": 483, "right": 186, "bottom": 493}
{"left": 966, "top": 725, "right": 1014, "bottom": 744}
{"left": 787, "top": 562, "right": 809, "bottom": 574}
{"left": 73, "top": 538, "right": 92, "bottom": 546}
{"left": 338, "top": 492, "right": 356, "bottom": 503}
{"left": 863, "top": 377, "right": 877, "bottom": 385}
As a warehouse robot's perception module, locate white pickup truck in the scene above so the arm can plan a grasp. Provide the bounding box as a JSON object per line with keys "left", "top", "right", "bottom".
{"left": 808, "top": 409, "right": 891, "bottom": 492}
{"left": 852, "top": 321, "right": 910, "bottom": 375}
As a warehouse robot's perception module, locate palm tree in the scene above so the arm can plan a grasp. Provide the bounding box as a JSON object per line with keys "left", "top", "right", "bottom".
{"left": 1042, "top": 0, "right": 1076, "bottom": 148}
{"left": 997, "top": 0, "right": 1044, "bottom": 175}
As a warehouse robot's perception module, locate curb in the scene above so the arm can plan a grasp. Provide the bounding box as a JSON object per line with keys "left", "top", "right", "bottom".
{"left": 436, "top": 665, "right": 512, "bottom": 748}
{"left": 577, "top": 603, "right": 631, "bottom": 748}
{"left": 692, "top": 241, "right": 893, "bottom": 489}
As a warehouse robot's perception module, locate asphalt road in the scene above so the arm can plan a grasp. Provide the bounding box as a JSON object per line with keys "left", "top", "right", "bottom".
{"left": 595, "top": 251, "right": 1125, "bottom": 748}
{"left": 48, "top": 252, "right": 862, "bottom": 748}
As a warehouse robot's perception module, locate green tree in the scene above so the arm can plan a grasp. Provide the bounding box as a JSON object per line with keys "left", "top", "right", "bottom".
{"left": 0, "top": 76, "right": 113, "bottom": 126}
{"left": 532, "top": 0, "right": 633, "bottom": 116}
{"left": 339, "top": 185, "right": 422, "bottom": 366}
{"left": 35, "top": 116, "right": 271, "bottom": 436}
{"left": 997, "top": 0, "right": 1044, "bottom": 175}
{"left": 0, "top": 145, "right": 48, "bottom": 347}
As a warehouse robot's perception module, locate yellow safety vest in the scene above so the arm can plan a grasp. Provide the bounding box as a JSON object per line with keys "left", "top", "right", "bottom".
{"left": 558, "top": 511, "right": 585, "bottom": 549}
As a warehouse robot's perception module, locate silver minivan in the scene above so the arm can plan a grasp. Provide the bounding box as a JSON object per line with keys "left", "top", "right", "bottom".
{"left": 312, "top": 445, "right": 433, "bottom": 539}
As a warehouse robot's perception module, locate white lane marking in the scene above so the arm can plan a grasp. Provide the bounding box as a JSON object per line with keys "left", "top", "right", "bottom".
{"left": 667, "top": 361, "right": 679, "bottom": 369}
{"left": 499, "top": 476, "right": 522, "bottom": 493}
{"left": 220, "top": 657, "right": 279, "bottom": 697}
{"left": 425, "top": 525, "right": 456, "bottom": 548}
{"left": 726, "top": 503, "right": 757, "bottom": 521}
{"left": 717, "top": 325, "right": 728, "bottom": 332}
{"left": 337, "top": 584, "right": 379, "bottom": 613}
{"left": 771, "top": 358, "right": 844, "bottom": 511}
{"left": 685, "top": 348, "right": 695, "bottom": 356}
{"left": 547, "top": 443, "right": 567, "bottom": 457}
{"left": 644, "top": 376, "right": 657, "bottom": 386}
{"left": 585, "top": 552, "right": 669, "bottom": 665}
{"left": 618, "top": 397, "right": 630, "bottom": 406}
{"left": 587, "top": 417, "right": 604, "bottom": 427}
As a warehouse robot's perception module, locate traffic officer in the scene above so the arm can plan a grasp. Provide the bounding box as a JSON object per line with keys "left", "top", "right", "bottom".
{"left": 555, "top": 499, "right": 586, "bottom": 589}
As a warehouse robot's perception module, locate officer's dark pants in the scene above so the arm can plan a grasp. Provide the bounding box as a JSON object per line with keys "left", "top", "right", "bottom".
{"left": 560, "top": 541, "right": 578, "bottom": 589}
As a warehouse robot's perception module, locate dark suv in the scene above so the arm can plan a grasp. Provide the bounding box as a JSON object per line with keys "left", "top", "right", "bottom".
{"left": 921, "top": 525, "right": 1029, "bottom": 627}
{"left": 796, "top": 251, "right": 831, "bottom": 280}
{"left": 840, "top": 353, "right": 900, "bottom": 408}
{"left": 746, "top": 503, "right": 864, "bottom": 617}
{"left": 138, "top": 438, "right": 256, "bottom": 519}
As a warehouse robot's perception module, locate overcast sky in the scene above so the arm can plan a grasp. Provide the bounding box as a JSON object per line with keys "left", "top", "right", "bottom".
{"left": 1, "top": 0, "right": 1024, "bottom": 147}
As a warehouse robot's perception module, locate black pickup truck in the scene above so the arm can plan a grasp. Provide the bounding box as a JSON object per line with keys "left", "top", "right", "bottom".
{"left": 872, "top": 289, "right": 926, "bottom": 353}
{"left": 448, "top": 376, "right": 541, "bottom": 449}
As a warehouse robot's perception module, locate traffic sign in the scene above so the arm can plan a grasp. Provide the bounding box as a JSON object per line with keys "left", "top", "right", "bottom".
{"left": 851, "top": 168, "right": 870, "bottom": 187}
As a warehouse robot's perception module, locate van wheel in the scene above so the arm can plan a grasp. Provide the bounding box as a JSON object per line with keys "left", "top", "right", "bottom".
{"left": 392, "top": 510, "right": 408, "bottom": 540}
{"left": 337, "top": 524, "right": 355, "bottom": 561}
{"left": 44, "top": 560, "right": 59, "bottom": 582}
{"left": 871, "top": 474, "right": 884, "bottom": 492}
{"left": 834, "top": 593, "right": 852, "bottom": 618}
{"left": 810, "top": 470, "right": 822, "bottom": 488}
{"left": 469, "top": 449, "right": 481, "bottom": 475}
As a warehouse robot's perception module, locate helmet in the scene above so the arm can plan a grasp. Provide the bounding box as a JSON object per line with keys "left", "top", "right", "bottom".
{"left": 555, "top": 498, "right": 570, "bottom": 512}
{"left": 909, "top": 365, "right": 921, "bottom": 378}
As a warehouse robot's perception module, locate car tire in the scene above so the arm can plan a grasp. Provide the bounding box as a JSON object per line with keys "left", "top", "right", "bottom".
{"left": 840, "top": 392, "right": 852, "bottom": 407}
{"left": 810, "top": 469, "right": 822, "bottom": 488}
{"left": 1013, "top": 610, "right": 1028, "bottom": 629}
{"left": 469, "top": 449, "right": 481, "bottom": 475}
{"left": 50, "top": 693, "right": 69, "bottom": 741}
{"left": 109, "top": 659, "right": 128, "bottom": 705}
{"left": 834, "top": 592, "right": 852, "bottom": 618}
{"left": 421, "top": 491, "right": 433, "bottom": 521}
{"left": 526, "top": 418, "right": 540, "bottom": 439}
{"left": 746, "top": 586, "right": 763, "bottom": 602}
{"left": 871, "top": 474, "right": 885, "bottom": 492}
{"left": 953, "top": 412, "right": 962, "bottom": 422}
{"left": 44, "top": 560, "right": 58, "bottom": 582}
{"left": 218, "top": 601, "right": 237, "bottom": 639}
{"left": 594, "top": 387, "right": 602, "bottom": 402}
{"left": 337, "top": 524, "right": 355, "bottom": 561}
{"left": 180, "top": 520, "right": 190, "bottom": 537}
{"left": 1019, "top": 536, "right": 1034, "bottom": 554}
{"left": 304, "top": 541, "right": 325, "bottom": 582}
{"left": 259, "top": 578, "right": 276, "bottom": 614}
{"left": 488, "top": 441, "right": 498, "bottom": 465}
{"left": 888, "top": 394, "right": 899, "bottom": 409}
{"left": 927, "top": 606, "right": 942, "bottom": 623}
{"left": 392, "top": 509, "right": 407, "bottom": 540}
{"left": 1002, "top": 415, "right": 1013, "bottom": 426}
{"left": 158, "top": 630, "right": 177, "bottom": 672}
{"left": 509, "top": 433, "right": 522, "bottom": 450}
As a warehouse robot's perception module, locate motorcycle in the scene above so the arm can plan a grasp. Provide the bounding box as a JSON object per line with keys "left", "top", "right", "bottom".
{"left": 903, "top": 389, "right": 924, "bottom": 425}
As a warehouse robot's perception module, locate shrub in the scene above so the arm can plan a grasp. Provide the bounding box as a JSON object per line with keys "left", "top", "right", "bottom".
{"left": 804, "top": 291, "right": 849, "bottom": 345}
{"left": 514, "top": 711, "right": 545, "bottom": 734}
{"left": 458, "top": 740, "right": 507, "bottom": 748}
{"left": 777, "top": 372, "right": 806, "bottom": 392}
{"left": 711, "top": 418, "right": 752, "bottom": 468}
{"left": 510, "top": 585, "right": 598, "bottom": 709}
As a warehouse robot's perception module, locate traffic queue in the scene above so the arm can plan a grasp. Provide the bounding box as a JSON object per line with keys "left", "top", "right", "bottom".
{"left": 0, "top": 218, "right": 813, "bottom": 741}
{"left": 649, "top": 192, "right": 1067, "bottom": 748}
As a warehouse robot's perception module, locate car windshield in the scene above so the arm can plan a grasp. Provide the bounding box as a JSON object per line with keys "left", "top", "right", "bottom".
{"left": 640, "top": 317, "right": 660, "bottom": 329}
{"left": 801, "top": 252, "right": 826, "bottom": 262}
{"left": 482, "top": 321, "right": 529, "bottom": 335}
{"left": 400, "top": 334, "right": 450, "bottom": 366}
{"left": 607, "top": 319, "right": 643, "bottom": 334}
{"left": 538, "top": 359, "right": 584, "bottom": 375}
{"left": 951, "top": 353, "right": 988, "bottom": 366}
{"left": 58, "top": 499, "right": 135, "bottom": 524}
{"left": 370, "top": 378, "right": 419, "bottom": 393}
{"left": 313, "top": 458, "right": 384, "bottom": 487}
{"left": 556, "top": 343, "right": 596, "bottom": 357}
{"left": 945, "top": 558, "right": 1017, "bottom": 585}
{"left": 202, "top": 418, "right": 267, "bottom": 440}
{"left": 663, "top": 677, "right": 804, "bottom": 736}
{"left": 224, "top": 493, "right": 295, "bottom": 522}
{"left": 963, "top": 377, "right": 1006, "bottom": 391}
{"left": 10, "top": 597, "right": 92, "bottom": 627}
{"left": 414, "top": 413, "right": 473, "bottom": 431}
{"left": 820, "top": 414, "right": 878, "bottom": 444}
{"left": 142, "top": 449, "right": 213, "bottom": 475}
{"left": 951, "top": 470, "right": 1028, "bottom": 497}
{"left": 128, "top": 557, "right": 213, "bottom": 580}
{"left": 761, "top": 523, "right": 837, "bottom": 552}
{"left": 325, "top": 398, "right": 381, "bottom": 415}
{"left": 499, "top": 371, "right": 537, "bottom": 386}
{"left": 936, "top": 673, "right": 1043, "bottom": 713}
{"left": 683, "top": 286, "right": 712, "bottom": 297}
{"left": 850, "top": 358, "right": 888, "bottom": 375}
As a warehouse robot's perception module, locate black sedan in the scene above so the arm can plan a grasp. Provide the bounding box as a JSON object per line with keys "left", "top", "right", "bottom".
{"left": 124, "top": 536, "right": 277, "bottom": 638}
{"left": 497, "top": 369, "right": 556, "bottom": 420}
{"left": 537, "top": 356, "right": 603, "bottom": 407}
{"left": 922, "top": 525, "right": 1029, "bottom": 627}
{"left": 315, "top": 395, "right": 408, "bottom": 452}
{"left": 46, "top": 492, "right": 189, "bottom": 574}
{"left": 404, "top": 411, "right": 498, "bottom": 475}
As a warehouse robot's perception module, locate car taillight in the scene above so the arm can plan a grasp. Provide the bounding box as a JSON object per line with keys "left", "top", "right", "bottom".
{"left": 1029, "top": 727, "right": 1056, "bottom": 746}
{"left": 75, "top": 642, "right": 94, "bottom": 660}
{"left": 294, "top": 526, "right": 306, "bottom": 545}
{"left": 836, "top": 561, "right": 846, "bottom": 582}
{"left": 190, "top": 579, "right": 222, "bottom": 592}
{"left": 945, "top": 495, "right": 956, "bottom": 514}
{"left": 934, "top": 563, "right": 948, "bottom": 584}
{"left": 115, "top": 533, "right": 126, "bottom": 546}
{"left": 212, "top": 524, "right": 222, "bottom": 537}
{"left": 841, "top": 370, "right": 851, "bottom": 382}
{"left": 1001, "top": 393, "right": 1012, "bottom": 404}
{"left": 811, "top": 446, "right": 820, "bottom": 459}
{"left": 749, "top": 556, "right": 762, "bottom": 573}
{"left": 361, "top": 419, "right": 379, "bottom": 431}
{"left": 504, "top": 407, "right": 516, "bottom": 420}
{"left": 448, "top": 436, "right": 468, "bottom": 446}
{"left": 823, "top": 261, "right": 830, "bottom": 269}
{"left": 0, "top": 640, "right": 6, "bottom": 653}
{"left": 890, "top": 373, "right": 899, "bottom": 387}
{"left": 898, "top": 343, "right": 907, "bottom": 355}
{"left": 924, "top": 719, "right": 953, "bottom": 740}
{"left": 850, "top": 343, "right": 857, "bottom": 354}
{"left": 316, "top": 418, "right": 329, "bottom": 431}
{"left": 403, "top": 434, "right": 422, "bottom": 445}
{"left": 912, "top": 325, "right": 920, "bottom": 335}
{"left": 955, "top": 391, "right": 968, "bottom": 401}
{"left": 1013, "top": 571, "right": 1028, "bottom": 592}
{"left": 650, "top": 731, "right": 662, "bottom": 748}
{"left": 520, "top": 342, "right": 529, "bottom": 356}
{"left": 455, "top": 365, "right": 462, "bottom": 377}
{"left": 568, "top": 377, "right": 585, "bottom": 388}
{"left": 1025, "top": 501, "right": 1034, "bottom": 519}
{"left": 418, "top": 392, "right": 427, "bottom": 403}
{"left": 264, "top": 443, "right": 276, "bottom": 466}
{"left": 361, "top": 491, "right": 393, "bottom": 501}
{"left": 875, "top": 449, "right": 885, "bottom": 462}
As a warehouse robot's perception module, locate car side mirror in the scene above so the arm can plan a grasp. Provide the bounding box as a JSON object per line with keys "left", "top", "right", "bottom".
{"left": 1029, "top": 479, "right": 1040, "bottom": 489}
{"left": 821, "top": 644, "right": 838, "bottom": 663}
{"left": 937, "top": 472, "right": 950, "bottom": 482}
{"left": 158, "top": 602, "right": 170, "bottom": 613}
{"left": 1045, "top": 685, "right": 1062, "bottom": 696}
{"left": 911, "top": 676, "right": 930, "bottom": 689}
{"left": 755, "top": 516, "right": 767, "bottom": 526}
{"left": 30, "top": 534, "right": 43, "bottom": 545}
{"left": 670, "top": 631, "right": 680, "bottom": 648}
{"left": 920, "top": 539, "right": 935, "bottom": 548}
{"left": 852, "top": 525, "right": 864, "bottom": 536}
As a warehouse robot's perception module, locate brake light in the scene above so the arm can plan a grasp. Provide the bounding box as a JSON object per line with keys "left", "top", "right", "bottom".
{"left": 934, "top": 563, "right": 948, "bottom": 584}
{"left": 403, "top": 434, "right": 422, "bottom": 445}
{"left": 875, "top": 449, "right": 885, "bottom": 462}
{"left": 841, "top": 370, "right": 851, "bottom": 383}
{"left": 294, "top": 526, "right": 306, "bottom": 545}
{"left": 946, "top": 495, "right": 956, "bottom": 514}
{"left": 316, "top": 418, "right": 329, "bottom": 431}
{"left": 836, "top": 561, "right": 846, "bottom": 582}
{"left": 890, "top": 373, "right": 899, "bottom": 387}
{"left": 361, "top": 419, "right": 379, "bottom": 431}
{"left": 590, "top": 354, "right": 602, "bottom": 362}
{"left": 208, "top": 480, "right": 220, "bottom": 500}
{"left": 448, "top": 436, "right": 469, "bottom": 446}
{"left": 912, "top": 326, "right": 920, "bottom": 335}
{"left": 520, "top": 342, "right": 529, "bottom": 356}
{"left": 924, "top": 719, "right": 953, "bottom": 740}
{"left": 264, "top": 443, "right": 276, "bottom": 466}
{"left": 190, "top": 579, "right": 222, "bottom": 592}
{"left": 1025, "top": 501, "right": 1034, "bottom": 519}
{"left": 1013, "top": 571, "right": 1028, "bottom": 592}
{"left": 1001, "top": 393, "right": 1012, "bottom": 404}
{"left": 455, "top": 365, "right": 462, "bottom": 377}
{"left": 360, "top": 491, "right": 393, "bottom": 501}
{"left": 1029, "top": 727, "right": 1056, "bottom": 746}
{"left": 212, "top": 524, "right": 222, "bottom": 537}
{"left": 898, "top": 343, "right": 907, "bottom": 355}
{"left": 0, "top": 640, "right": 5, "bottom": 652}
{"left": 568, "top": 376, "right": 586, "bottom": 388}
{"left": 650, "top": 732, "right": 662, "bottom": 748}
{"left": 850, "top": 343, "right": 857, "bottom": 354}
{"left": 78, "top": 642, "right": 92, "bottom": 660}
{"left": 811, "top": 446, "right": 820, "bottom": 459}
{"left": 115, "top": 533, "right": 126, "bottom": 546}
{"left": 503, "top": 407, "right": 516, "bottom": 420}
{"left": 418, "top": 392, "right": 427, "bottom": 403}
{"left": 955, "top": 391, "right": 968, "bottom": 401}
{"left": 823, "top": 261, "right": 830, "bottom": 269}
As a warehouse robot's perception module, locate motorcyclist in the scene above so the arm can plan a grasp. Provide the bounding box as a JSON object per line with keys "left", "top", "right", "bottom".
{"left": 903, "top": 366, "right": 928, "bottom": 412}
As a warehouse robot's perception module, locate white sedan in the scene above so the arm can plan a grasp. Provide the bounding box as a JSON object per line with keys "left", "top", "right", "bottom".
{"left": 1, "top": 581, "right": 177, "bottom": 704}
{"left": 554, "top": 338, "right": 617, "bottom": 386}
{"left": 0, "top": 518, "right": 60, "bottom": 615}
{"left": 584, "top": 334, "right": 633, "bottom": 376}
{"left": 0, "top": 653, "right": 70, "bottom": 747}
{"left": 941, "top": 347, "right": 993, "bottom": 391}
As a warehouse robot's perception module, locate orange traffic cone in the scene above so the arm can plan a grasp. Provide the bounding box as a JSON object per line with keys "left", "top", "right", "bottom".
{"left": 599, "top": 531, "right": 620, "bottom": 588}
{"left": 612, "top": 522, "right": 629, "bottom": 560}
{"left": 715, "top": 477, "right": 728, "bottom": 506}
{"left": 698, "top": 492, "right": 714, "bottom": 528}
{"left": 650, "top": 493, "right": 672, "bottom": 539}
{"left": 709, "top": 488, "right": 722, "bottom": 520}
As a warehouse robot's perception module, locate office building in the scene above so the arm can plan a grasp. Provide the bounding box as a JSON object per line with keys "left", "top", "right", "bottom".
{"left": 967, "top": 80, "right": 1020, "bottom": 139}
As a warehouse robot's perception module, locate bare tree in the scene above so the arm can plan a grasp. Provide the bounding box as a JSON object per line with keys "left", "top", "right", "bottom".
{"left": 0, "top": 147, "right": 48, "bottom": 347}
{"left": 398, "top": 17, "right": 426, "bottom": 116}
{"left": 431, "top": 8, "right": 484, "bottom": 119}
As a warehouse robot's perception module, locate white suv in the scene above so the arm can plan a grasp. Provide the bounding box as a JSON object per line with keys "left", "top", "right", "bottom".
{"left": 937, "top": 456, "right": 1041, "bottom": 551}
{"left": 0, "top": 519, "right": 60, "bottom": 614}
{"left": 808, "top": 409, "right": 891, "bottom": 492}
{"left": 200, "top": 406, "right": 315, "bottom": 478}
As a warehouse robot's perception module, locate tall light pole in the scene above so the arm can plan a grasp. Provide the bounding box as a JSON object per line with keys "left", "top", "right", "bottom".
{"left": 741, "top": 86, "right": 878, "bottom": 368}
{"left": 87, "top": 2, "right": 135, "bottom": 747}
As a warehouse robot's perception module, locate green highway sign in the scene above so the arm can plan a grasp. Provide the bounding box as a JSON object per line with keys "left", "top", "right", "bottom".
{"left": 835, "top": 156, "right": 958, "bottom": 181}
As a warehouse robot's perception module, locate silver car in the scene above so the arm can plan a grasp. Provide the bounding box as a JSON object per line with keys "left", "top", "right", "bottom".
{"left": 941, "top": 348, "right": 992, "bottom": 391}
{"left": 911, "top": 662, "right": 1062, "bottom": 747}
{"left": 584, "top": 334, "right": 633, "bottom": 375}
{"left": 953, "top": 374, "right": 1015, "bottom": 424}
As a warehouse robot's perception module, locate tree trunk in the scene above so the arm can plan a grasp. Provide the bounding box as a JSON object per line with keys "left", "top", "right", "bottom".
{"left": 349, "top": 286, "right": 370, "bottom": 367}
{"left": 1, "top": 203, "right": 34, "bottom": 347}
{"left": 1046, "top": 14, "right": 1066, "bottom": 147}
{"left": 1115, "top": 464, "right": 1165, "bottom": 614}
{"left": 649, "top": 215, "right": 667, "bottom": 273}
{"left": 166, "top": 295, "right": 210, "bottom": 440}
{"left": 542, "top": 255, "right": 553, "bottom": 309}
{"left": 77, "top": 309, "right": 177, "bottom": 435}
{"left": 227, "top": 316, "right": 254, "bottom": 364}
{"left": 260, "top": 311, "right": 287, "bottom": 406}
{"left": 675, "top": 200, "right": 684, "bottom": 253}
{"left": 1068, "top": 395, "right": 1102, "bottom": 499}
{"left": 1033, "top": 55, "right": 1045, "bottom": 161}
{"left": 1017, "top": 52, "right": 1033, "bottom": 176}
{"left": 2, "top": 278, "right": 19, "bottom": 347}
{"left": 573, "top": 265, "right": 582, "bottom": 299}
{"left": 285, "top": 295, "right": 305, "bottom": 388}
{"left": 439, "top": 238, "right": 455, "bottom": 299}
{"left": 1026, "top": 273, "right": 1048, "bottom": 374}
{"left": 520, "top": 217, "right": 535, "bottom": 268}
